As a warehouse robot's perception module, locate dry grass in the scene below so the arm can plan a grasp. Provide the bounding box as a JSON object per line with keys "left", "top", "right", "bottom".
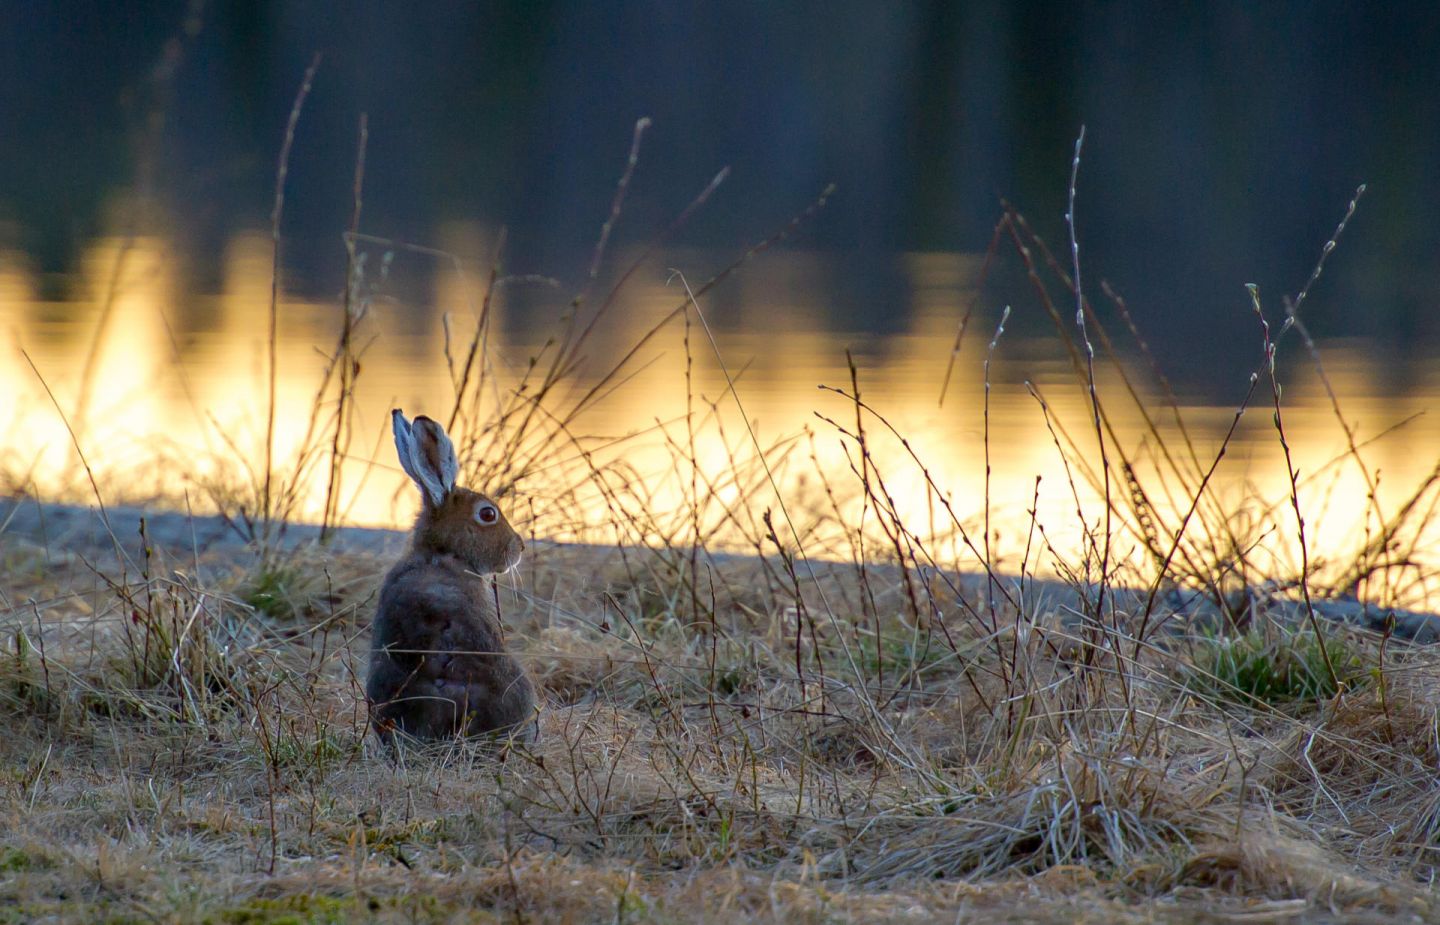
{"left": 6, "top": 108, "right": 1440, "bottom": 924}
{"left": 3, "top": 533, "right": 1440, "bottom": 924}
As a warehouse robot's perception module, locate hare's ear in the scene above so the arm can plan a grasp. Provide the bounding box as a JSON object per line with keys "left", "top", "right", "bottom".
{"left": 392, "top": 409, "right": 454, "bottom": 507}
{"left": 411, "top": 414, "right": 460, "bottom": 497}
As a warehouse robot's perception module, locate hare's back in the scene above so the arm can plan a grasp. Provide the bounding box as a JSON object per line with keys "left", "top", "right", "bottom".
{"left": 367, "top": 557, "right": 533, "bottom": 740}
{"left": 374, "top": 560, "right": 500, "bottom": 643}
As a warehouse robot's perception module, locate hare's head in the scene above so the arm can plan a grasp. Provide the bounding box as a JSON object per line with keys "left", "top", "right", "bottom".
{"left": 392, "top": 409, "right": 523, "bottom": 575}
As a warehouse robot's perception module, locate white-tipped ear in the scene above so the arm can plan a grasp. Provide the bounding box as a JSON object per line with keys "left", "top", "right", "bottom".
{"left": 392, "top": 409, "right": 449, "bottom": 507}
{"left": 411, "top": 415, "right": 459, "bottom": 496}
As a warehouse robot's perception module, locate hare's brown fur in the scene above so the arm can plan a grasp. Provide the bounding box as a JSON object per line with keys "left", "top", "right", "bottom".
{"left": 365, "top": 413, "right": 536, "bottom": 745}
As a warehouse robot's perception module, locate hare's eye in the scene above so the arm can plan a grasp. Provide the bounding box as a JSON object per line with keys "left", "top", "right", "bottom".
{"left": 475, "top": 503, "right": 499, "bottom": 525}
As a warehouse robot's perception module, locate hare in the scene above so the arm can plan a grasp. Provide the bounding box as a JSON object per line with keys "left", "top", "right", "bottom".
{"left": 366, "top": 409, "right": 537, "bottom": 745}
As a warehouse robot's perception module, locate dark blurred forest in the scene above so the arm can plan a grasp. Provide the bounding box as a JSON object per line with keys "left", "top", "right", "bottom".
{"left": 2, "top": 1, "right": 1438, "bottom": 390}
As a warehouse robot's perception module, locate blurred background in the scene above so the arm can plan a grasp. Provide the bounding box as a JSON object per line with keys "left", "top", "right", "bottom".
{"left": 3, "top": 1, "right": 1439, "bottom": 560}
{"left": 5, "top": 2, "right": 1439, "bottom": 375}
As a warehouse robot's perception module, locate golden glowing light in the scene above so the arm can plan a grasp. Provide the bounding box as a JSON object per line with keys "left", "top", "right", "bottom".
{"left": 6, "top": 226, "right": 1440, "bottom": 607}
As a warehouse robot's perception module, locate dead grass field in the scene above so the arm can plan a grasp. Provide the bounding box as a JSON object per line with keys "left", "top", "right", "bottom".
{"left": 6, "top": 107, "right": 1440, "bottom": 922}
{"left": 2, "top": 525, "right": 1439, "bottom": 924}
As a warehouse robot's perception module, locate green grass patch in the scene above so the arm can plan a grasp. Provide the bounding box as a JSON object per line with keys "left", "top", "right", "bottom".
{"left": 1187, "top": 624, "right": 1369, "bottom": 707}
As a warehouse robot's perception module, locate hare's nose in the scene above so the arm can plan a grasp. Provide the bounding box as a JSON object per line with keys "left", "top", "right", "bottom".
{"left": 518, "top": 538, "right": 526, "bottom": 552}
